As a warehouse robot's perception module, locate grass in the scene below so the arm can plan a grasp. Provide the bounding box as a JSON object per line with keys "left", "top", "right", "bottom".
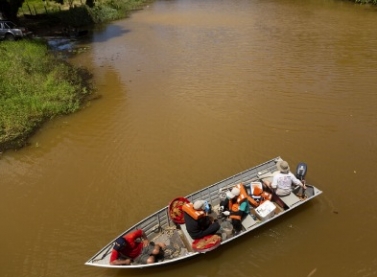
{"left": 19, "top": 0, "right": 152, "bottom": 29}
{"left": 0, "top": 40, "right": 93, "bottom": 151}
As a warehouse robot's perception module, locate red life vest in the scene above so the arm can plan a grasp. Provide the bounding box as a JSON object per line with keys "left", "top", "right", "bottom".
{"left": 182, "top": 203, "right": 206, "bottom": 220}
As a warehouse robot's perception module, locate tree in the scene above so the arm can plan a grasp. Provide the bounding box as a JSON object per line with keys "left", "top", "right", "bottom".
{"left": 0, "top": 0, "right": 24, "bottom": 21}
{"left": 0, "top": 0, "right": 95, "bottom": 21}
{"left": 86, "top": 0, "right": 95, "bottom": 8}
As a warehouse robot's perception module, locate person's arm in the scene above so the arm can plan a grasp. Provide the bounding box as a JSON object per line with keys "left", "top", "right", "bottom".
{"left": 110, "top": 258, "right": 132, "bottom": 265}
{"left": 271, "top": 175, "right": 278, "bottom": 189}
{"left": 133, "top": 229, "right": 149, "bottom": 246}
{"left": 141, "top": 230, "right": 150, "bottom": 247}
{"left": 290, "top": 173, "right": 305, "bottom": 188}
{"left": 109, "top": 249, "right": 132, "bottom": 265}
{"left": 125, "top": 229, "right": 146, "bottom": 248}
{"left": 225, "top": 209, "right": 242, "bottom": 217}
{"left": 219, "top": 198, "right": 229, "bottom": 211}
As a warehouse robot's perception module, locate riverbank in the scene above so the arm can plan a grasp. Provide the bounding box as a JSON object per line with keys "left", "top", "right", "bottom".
{"left": 1, "top": 0, "right": 152, "bottom": 154}
{"left": 19, "top": 0, "right": 152, "bottom": 37}
{"left": 0, "top": 40, "right": 94, "bottom": 153}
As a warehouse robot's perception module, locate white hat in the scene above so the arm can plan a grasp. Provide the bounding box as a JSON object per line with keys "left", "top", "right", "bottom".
{"left": 227, "top": 187, "right": 240, "bottom": 199}
{"left": 193, "top": 200, "right": 205, "bottom": 210}
{"left": 279, "top": 161, "right": 290, "bottom": 173}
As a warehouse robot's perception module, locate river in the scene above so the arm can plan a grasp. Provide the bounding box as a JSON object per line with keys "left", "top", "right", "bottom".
{"left": 1, "top": 0, "right": 377, "bottom": 276}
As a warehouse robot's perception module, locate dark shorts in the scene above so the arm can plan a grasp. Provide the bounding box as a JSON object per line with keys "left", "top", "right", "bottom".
{"left": 134, "top": 243, "right": 156, "bottom": 264}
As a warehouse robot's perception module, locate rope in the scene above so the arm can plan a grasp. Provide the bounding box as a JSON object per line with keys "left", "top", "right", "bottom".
{"left": 91, "top": 243, "right": 113, "bottom": 262}
{"left": 161, "top": 225, "right": 177, "bottom": 237}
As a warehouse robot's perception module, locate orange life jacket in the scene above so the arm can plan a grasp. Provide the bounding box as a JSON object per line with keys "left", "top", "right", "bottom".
{"left": 228, "top": 199, "right": 241, "bottom": 221}
{"left": 261, "top": 191, "right": 272, "bottom": 201}
{"left": 250, "top": 183, "right": 272, "bottom": 204}
{"left": 250, "top": 184, "right": 264, "bottom": 202}
{"left": 235, "top": 183, "right": 259, "bottom": 207}
{"left": 182, "top": 203, "right": 206, "bottom": 220}
{"left": 227, "top": 183, "right": 256, "bottom": 221}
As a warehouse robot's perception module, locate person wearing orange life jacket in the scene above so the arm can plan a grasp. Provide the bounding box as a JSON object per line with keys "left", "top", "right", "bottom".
{"left": 220, "top": 184, "right": 254, "bottom": 234}
{"left": 183, "top": 200, "right": 220, "bottom": 240}
{"left": 234, "top": 182, "right": 260, "bottom": 207}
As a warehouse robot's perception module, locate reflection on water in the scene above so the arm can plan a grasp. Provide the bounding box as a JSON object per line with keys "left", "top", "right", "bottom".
{"left": 1, "top": 0, "right": 377, "bottom": 276}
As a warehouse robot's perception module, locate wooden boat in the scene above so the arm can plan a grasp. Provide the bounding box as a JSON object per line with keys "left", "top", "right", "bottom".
{"left": 85, "top": 157, "right": 323, "bottom": 268}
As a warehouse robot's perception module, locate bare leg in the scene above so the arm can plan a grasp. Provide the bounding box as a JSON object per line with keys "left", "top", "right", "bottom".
{"left": 146, "top": 256, "right": 156, "bottom": 264}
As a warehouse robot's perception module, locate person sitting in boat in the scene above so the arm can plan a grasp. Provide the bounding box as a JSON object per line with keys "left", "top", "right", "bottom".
{"left": 269, "top": 160, "right": 306, "bottom": 196}
{"left": 220, "top": 183, "right": 255, "bottom": 234}
{"left": 109, "top": 229, "right": 166, "bottom": 265}
{"left": 182, "top": 200, "right": 220, "bottom": 240}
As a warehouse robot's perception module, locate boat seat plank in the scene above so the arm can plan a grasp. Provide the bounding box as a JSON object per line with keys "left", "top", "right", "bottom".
{"left": 179, "top": 224, "right": 194, "bottom": 252}
{"left": 242, "top": 214, "right": 258, "bottom": 230}
{"left": 279, "top": 193, "right": 301, "bottom": 207}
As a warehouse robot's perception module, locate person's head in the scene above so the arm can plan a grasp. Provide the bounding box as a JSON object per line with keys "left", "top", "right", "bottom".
{"left": 226, "top": 187, "right": 240, "bottom": 199}
{"left": 113, "top": 236, "right": 126, "bottom": 251}
{"left": 195, "top": 200, "right": 211, "bottom": 213}
{"left": 193, "top": 200, "right": 206, "bottom": 211}
{"left": 279, "top": 161, "right": 290, "bottom": 174}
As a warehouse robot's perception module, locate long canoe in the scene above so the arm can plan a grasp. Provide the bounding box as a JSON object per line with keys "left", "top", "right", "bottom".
{"left": 85, "top": 157, "right": 323, "bottom": 268}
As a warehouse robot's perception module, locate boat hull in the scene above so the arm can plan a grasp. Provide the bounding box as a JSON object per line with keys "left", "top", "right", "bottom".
{"left": 85, "top": 157, "right": 323, "bottom": 268}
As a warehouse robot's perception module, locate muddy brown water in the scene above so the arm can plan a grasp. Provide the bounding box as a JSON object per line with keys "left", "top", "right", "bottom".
{"left": 1, "top": 0, "right": 377, "bottom": 276}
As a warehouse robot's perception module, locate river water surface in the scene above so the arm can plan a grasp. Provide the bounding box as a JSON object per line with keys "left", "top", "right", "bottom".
{"left": 1, "top": 0, "right": 377, "bottom": 276}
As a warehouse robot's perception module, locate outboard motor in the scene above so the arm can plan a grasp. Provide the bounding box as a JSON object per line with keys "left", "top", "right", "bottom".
{"left": 295, "top": 162, "right": 307, "bottom": 181}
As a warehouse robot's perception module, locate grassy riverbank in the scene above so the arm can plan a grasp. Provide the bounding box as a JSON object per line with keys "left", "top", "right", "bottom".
{"left": 20, "top": 0, "right": 152, "bottom": 33}
{"left": 1, "top": 0, "right": 153, "bottom": 153}
{"left": 0, "top": 40, "right": 93, "bottom": 152}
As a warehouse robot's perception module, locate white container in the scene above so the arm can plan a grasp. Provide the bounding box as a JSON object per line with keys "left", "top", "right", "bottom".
{"left": 220, "top": 221, "right": 233, "bottom": 239}
{"left": 250, "top": 181, "right": 263, "bottom": 190}
{"left": 255, "top": 200, "right": 276, "bottom": 221}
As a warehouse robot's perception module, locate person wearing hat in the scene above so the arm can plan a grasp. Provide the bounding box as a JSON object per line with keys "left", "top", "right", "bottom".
{"left": 109, "top": 229, "right": 166, "bottom": 265}
{"left": 270, "top": 160, "right": 306, "bottom": 196}
{"left": 220, "top": 185, "right": 251, "bottom": 234}
{"left": 182, "top": 200, "right": 220, "bottom": 240}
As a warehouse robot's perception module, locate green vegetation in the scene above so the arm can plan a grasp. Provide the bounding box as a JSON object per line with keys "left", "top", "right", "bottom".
{"left": 355, "top": 0, "right": 377, "bottom": 3}
{"left": 0, "top": 0, "right": 152, "bottom": 153}
{"left": 18, "top": 0, "right": 151, "bottom": 29}
{"left": 0, "top": 40, "right": 92, "bottom": 151}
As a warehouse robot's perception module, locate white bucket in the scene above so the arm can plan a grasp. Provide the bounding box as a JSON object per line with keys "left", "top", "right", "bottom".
{"left": 221, "top": 221, "right": 233, "bottom": 238}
